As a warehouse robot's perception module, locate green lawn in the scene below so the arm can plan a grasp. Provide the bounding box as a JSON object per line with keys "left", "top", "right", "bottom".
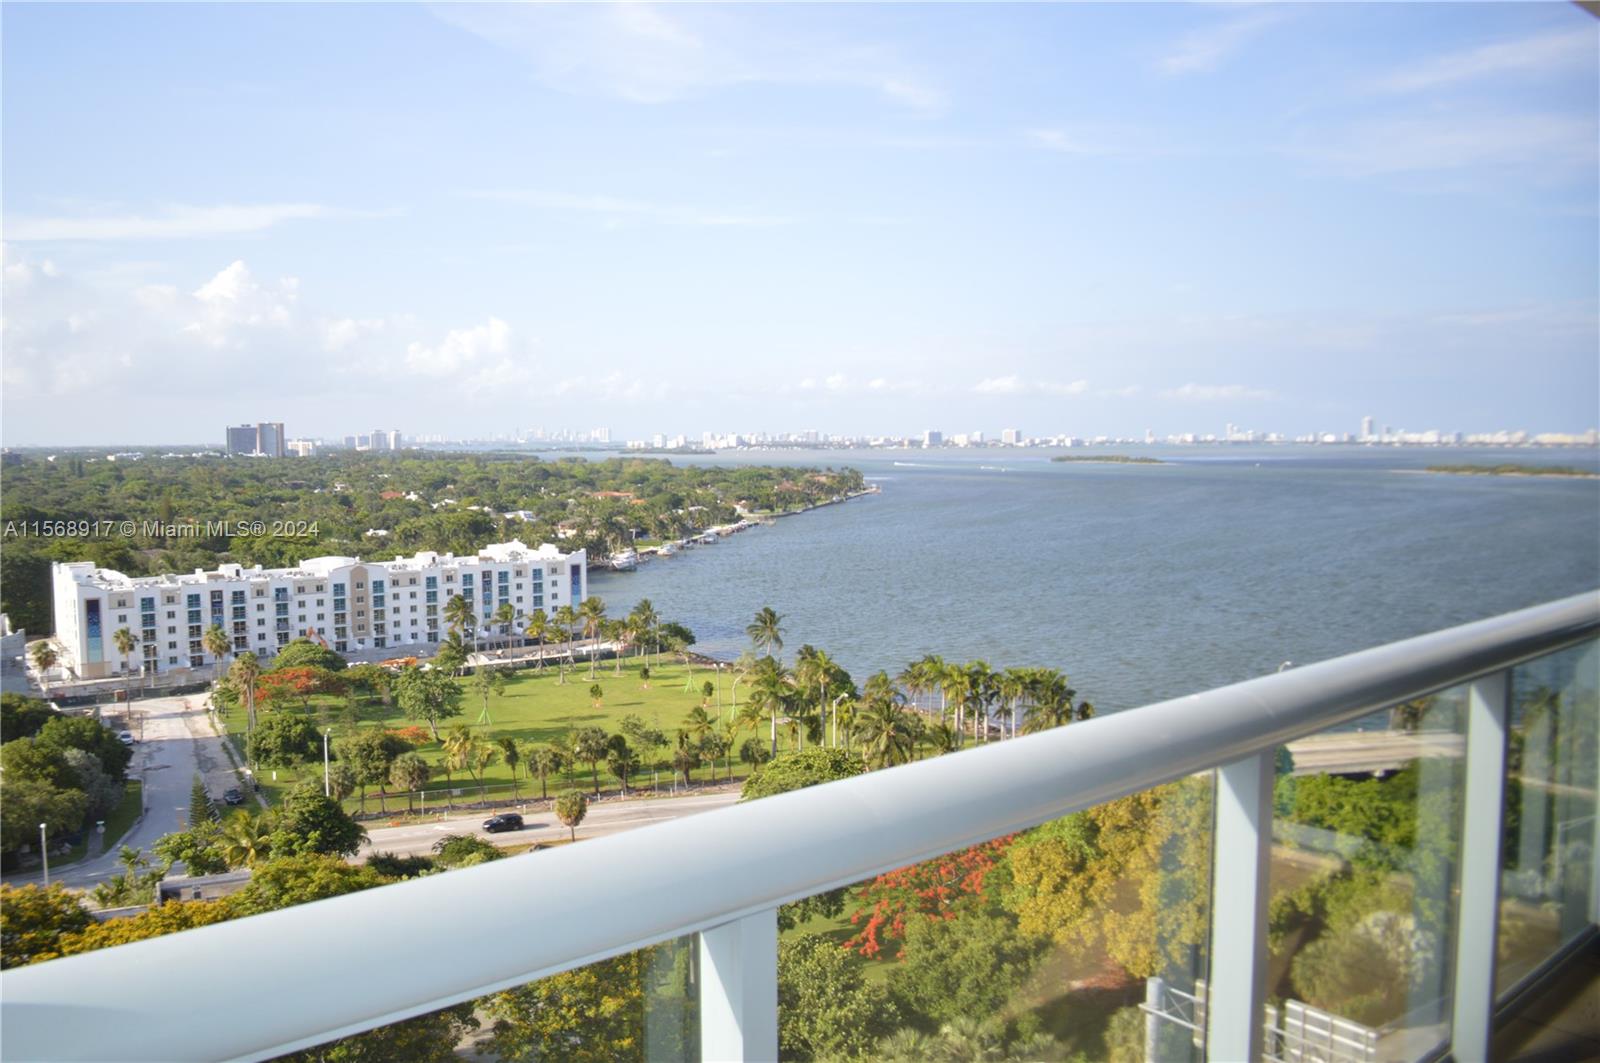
{"left": 58, "top": 780, "right": 143, "bottom": 867}
{"left": 217, "top": 657, "right": 796, "bottom": 814}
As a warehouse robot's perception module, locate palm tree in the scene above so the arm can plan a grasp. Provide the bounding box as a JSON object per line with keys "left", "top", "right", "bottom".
{"left": 964, "top": 661, "right": 997, "bottom": 743}
{"left": 1021, "top": 668, "right": 1080, "bottom": 734}
{"left": 579, "top": 596, "right": 607, "bottom": 679}
{"left": 573, "top": 726, "right": 610, "bottom": 794}
{"left": 746, "top": 606, "right": 785, "bottom": 659}
{"left": 629, "top": 599, "right": 660, "bottom": 667}
{"left": 682, "top": 705, "right": 715, "bottom": 746}
{"left": 219, "top": 810, "right": 274, "bottom": 868}
{"left": 797, "top": 648, "right": 849, "bottom": 746}
{"left": 608, "top": 618, "right": 631, "bottom": 676}
{"left": 203, "top": 624, "right": 231, "bottom": 683}
{"left": 441, "top": 726, "right": 474, "bottom": 810}
{"left": 524, "top": 610, "right": 549, "bottom": 670}
{"left": 443, "top": 594, "right": 474, "bottom": 650}
{"left": 469, "top": 742, "right": 498, "bottom": 799}
{"left": 552, "top": 605, "right": 579, "bottom": 683}
{"left": 920, "top": 655, "right": 950, "bottom": 728}
{"left": 529, "top": 743, "right": 563, "bottom": 800}
{"left": 605, "top": 737, "right": 641, "bottom": 796}
{"left": 940, "top": 661, "right": 971, "bottom": 748}
{"left": 858, "top": 680, "right": 915, "bottom": 770}
{"left": 998, "top": 667, "right": 1031, "bottom": 741}
{"left": 749, "top": 656, "right": 794, "bottom": 758}
{"left": 492, "top": 601, "right": 516, "bottom": 651}
{"left": 30, "top": 640, "right": 58, "bottom": 677}
{"left": 497, "top": 737, "right": 521, "bottom": 798}
{"left": 897, "top": 659, "right": 929, "bottom": 715}
{"left": 230, "top": 652, "right": 262, "bottom": 737}
{"left": 112, "top": 627, "right": 138, "bottom": 677}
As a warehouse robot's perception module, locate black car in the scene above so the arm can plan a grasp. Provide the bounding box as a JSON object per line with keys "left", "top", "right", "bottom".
{"left": 222, "top": 788, "right": 244, "bottom": 806}
{"left": 483, "top": 813, "right": 523, "bottom": 833}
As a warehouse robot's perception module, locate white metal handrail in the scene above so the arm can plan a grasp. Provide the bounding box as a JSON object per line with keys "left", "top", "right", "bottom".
{"left": 2, "top": 591, "right": 1597, "bottom": 1062}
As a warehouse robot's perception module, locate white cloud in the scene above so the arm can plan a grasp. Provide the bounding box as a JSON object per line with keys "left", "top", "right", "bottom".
{"left": 974, "top": 375, "right": 1089, "bottom": 397}
{"left": 5, "top": 203, "right": 386, "bottom": 242}
{"left": 0, "top": 253, "right": 549, "bottom": 411}
{"left": 1371, "top": 27, "right": 1595, "bottom": 94}
{"left": 405, "top": 317, "right": 513, "bottom": 376}
{"left": 430, "top": 3, "right": 942, "bottom": 110}
{"left": 467, "top": 189, "right": 791, "bottom": 228}
{"left": 1161, "top": 383, "right": 1274, "bottom": 402}
{"left": 790, "top": 372, "right": 921, "bottom": 397}
{"left": 974, "top": 375, "right": 1023, "bottom": 395}
{"left": 181, "top": 260, "right": 299, "bottom": 348}
{"left": 2, "top": 248, "right": 60, "bottom": 285}
{"left": 322, "top": 317, "right": 386, "bottom": 353}
{"left": 1158, "top": 10, "right": 1285, "bottom": 76}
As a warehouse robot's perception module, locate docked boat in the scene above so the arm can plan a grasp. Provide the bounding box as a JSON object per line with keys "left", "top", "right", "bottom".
{"left": 698, "top": 532, "right": 718, "bottom": 545}
{"left": 658, "top": 542, "right": 680, "bottom": 557}
{"left": 610, "top": 549, "right": 638, "bottom": 572}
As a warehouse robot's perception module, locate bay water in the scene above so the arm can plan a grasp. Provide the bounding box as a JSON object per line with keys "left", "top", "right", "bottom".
{"left": 588, "top": 447, "right": 1600, "bottom": 713}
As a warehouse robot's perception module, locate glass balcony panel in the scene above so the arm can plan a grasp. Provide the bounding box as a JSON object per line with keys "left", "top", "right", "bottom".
{"left": 265, "top": 934, "right": 698, "bottom": 1062}
{"left": 775, "top": 775, "right": 1212, "bottom": 1062}
{"left": 1497, "top": 639, "right": 1600, "bottom": 996}
{"left": 1264, "top": 689, "right": 1469, "bottom": 1062}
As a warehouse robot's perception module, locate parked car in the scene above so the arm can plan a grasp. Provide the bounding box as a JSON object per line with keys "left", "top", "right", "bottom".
{"left": 117, "top": 731, "right": 134, "bottom": 746}
{"left": 222, "top": 788, "right": 244, "bottom": 806}
{"left": 482, "top": 813, "right": 523, "bottom": 834}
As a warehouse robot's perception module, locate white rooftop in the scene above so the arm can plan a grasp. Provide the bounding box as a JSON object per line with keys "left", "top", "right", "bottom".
{"left": 57, "top": 540, "right": 578, "bottom": 591}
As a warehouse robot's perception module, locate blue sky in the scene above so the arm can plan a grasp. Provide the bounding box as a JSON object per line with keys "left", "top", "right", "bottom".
{"left": 3, "top": 2, "right": 1596, "bottom": 444}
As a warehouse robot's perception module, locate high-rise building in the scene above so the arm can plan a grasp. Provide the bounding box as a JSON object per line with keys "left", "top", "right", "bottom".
{"left": 1001, "top": 428, "right": 1021, "bottom": 445}
{"left": 226, "top": 423, "right": 286, "bottom": 456}
{"left": 257, "top": 422, "right": 286, "bottom": 458}
{"left": 1361, "top": 415, "right": 1376, "bottom": 440}
{"left": 286, "top": 439, "right": 317, "bottom": 457}
{"left": 226, "top": 425, "right": 258, "bottom": 455}
{"left": 924, "top": 430, "right": 943, "bottom": 447}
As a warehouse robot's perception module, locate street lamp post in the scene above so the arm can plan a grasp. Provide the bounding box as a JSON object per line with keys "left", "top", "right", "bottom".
{"left": 323, "top": 729, "right": 331, "bottom": 798}
{"left": 39, "top": 823, "right": 49, "bottom": 886}
{"left": 831, "top": 693, "right": 849, "bottom": 749}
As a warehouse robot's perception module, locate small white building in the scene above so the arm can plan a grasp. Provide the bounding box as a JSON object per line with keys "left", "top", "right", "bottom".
{"left": 51, "top": 540, "right": 587, "bottom": 679}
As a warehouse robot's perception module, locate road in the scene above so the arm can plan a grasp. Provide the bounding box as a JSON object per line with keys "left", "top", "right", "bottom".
{"left": 1285, "top": 729, "right": 1465, "bottom": 777}
{"left": 14, "top": 694, "right": 246, "bottom": 890}
{"left": 359, "top": 789, "right": 742, "bottom": 858}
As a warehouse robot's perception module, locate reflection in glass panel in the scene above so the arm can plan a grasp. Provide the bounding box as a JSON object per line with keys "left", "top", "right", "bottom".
{"left": 1497, "top": 640, "right": 1600, "bottom": 996}
{"left": 480, "top": 934, "right": 698, "bottom": 1062}
{"left": 1265, "top": 689, "right": 1468, "bottom": 1062}
{"left": 775, "top": 775, "right": 1213, "bottom": 1062}
{"left": 269, "top": 935, "right": 698, "bottom": 1062}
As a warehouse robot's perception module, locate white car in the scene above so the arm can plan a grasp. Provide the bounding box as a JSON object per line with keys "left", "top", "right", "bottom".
{"left": 117, "top": 731, "right": 135, "bottom": 746}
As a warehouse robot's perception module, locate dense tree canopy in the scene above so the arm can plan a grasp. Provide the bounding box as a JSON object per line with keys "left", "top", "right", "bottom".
{"left": 739, "top": 747, "right": 863, "bottom": 801}
{"left": 1, "top": 451, "right": 865, "bottom": 635}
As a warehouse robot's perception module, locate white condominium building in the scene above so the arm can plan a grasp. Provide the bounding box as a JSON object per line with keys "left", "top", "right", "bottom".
{"left": 51, "top": 540, "right": 587, "bottom": 679}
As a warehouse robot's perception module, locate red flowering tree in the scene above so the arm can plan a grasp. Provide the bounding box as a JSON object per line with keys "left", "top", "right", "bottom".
{"left": 843, "top": 834, "right": 1016, "bottom": 959}
{"left": 256, "top": 666, "right": 345, "bottom": 711}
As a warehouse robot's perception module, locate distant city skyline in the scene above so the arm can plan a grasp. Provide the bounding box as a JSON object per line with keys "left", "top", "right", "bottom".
{"left": 3, "top": 4, "right": 1596, "bottom": 444}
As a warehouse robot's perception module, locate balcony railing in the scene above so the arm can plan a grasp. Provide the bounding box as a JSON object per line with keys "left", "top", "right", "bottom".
{"left": 3, "top": 591, "right": 1597, "bottom": 1062}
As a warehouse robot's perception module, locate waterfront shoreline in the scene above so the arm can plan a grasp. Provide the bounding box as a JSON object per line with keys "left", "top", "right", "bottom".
{"left": 599, "top": 484, "right": 880, "bottom": 569}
